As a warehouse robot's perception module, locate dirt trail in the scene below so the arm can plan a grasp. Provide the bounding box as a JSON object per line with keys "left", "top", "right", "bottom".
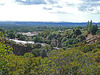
{"left": 86, "top": 33, "right": 93, "bottom": 41}
{"left": 86, "top": 33, "right": 100, "bottom": 44}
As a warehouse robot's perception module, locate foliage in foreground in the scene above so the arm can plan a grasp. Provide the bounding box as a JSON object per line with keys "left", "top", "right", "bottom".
{"left": 0, "top": 44, "right": 100, "bottom": 75}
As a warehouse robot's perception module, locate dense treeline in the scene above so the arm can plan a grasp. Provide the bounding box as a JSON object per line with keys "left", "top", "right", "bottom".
{"left": 1, "top": 20, "right": 100, "bottom": 56}
{"left": 0, "top": 21, "right": 93, "bottom": 31}
{"left": 0, "top": 25, "right": 68, "bottom": 32}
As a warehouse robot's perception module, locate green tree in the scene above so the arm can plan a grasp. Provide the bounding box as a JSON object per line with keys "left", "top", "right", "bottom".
{"left": 85, "top": 20, "right": 98, "bottom": 35}
{"left": 90, "top": 20, "right": 92, "bottom": 26}
{"left": 0, "top": 33, "right": 12, "bottom": 74}
{"left": 7, "top": 29, "right": 16, "bottom": 39}
{"left": 48, "top": 33, "right": 56, "bottom": 40}
{"left": 32, "top": 48, "right": 41, "bottom": 57}
{"left": 81, "top": 45, "right": 94, "bottom": 53}
{"left": 74, "top": 29, "right": 82, "bottom": 36}
{"left": 78, "top": 35, "right": 86, "bottom": 41}
{"left": 17, "top": 34, "right": 28, "bottom": 41}
{"left": 62, "top": 39, "right": 78, "bottom": 48}
{"left": 51, "top": 39, "right": 57, "bottom": 47}
{"left": 87, "top": 21, "right": 90, "bottom": 27}
{"left": 61, "top": 37, "right": 68, "bottom": 43}
{"left": 89, "top": 24, "right": 98, "bottom": 35}
{"left": 33, "top": 44, "right": 42, "bottom": 48}
{"left": 33, "top": 36, "right": 42, "bottom": 42}
{"left": 40, "top": 30, "right": 50, "bottom": 38}
{"left": 41, "top": 49, "right": 47, "bottom": 58}
{"left": 24, "top": 52, "right": 34, "bottom": 57}
{"left": 96, "top": 29, "right": 100, "bottom": 35}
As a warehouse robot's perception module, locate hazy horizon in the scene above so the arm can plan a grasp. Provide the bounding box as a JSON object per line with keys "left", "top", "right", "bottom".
{"left": 0, "top": 20, "right": 100, "bottom": 23}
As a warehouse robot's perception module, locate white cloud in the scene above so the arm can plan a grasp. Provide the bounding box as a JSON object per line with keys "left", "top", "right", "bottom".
{"left": 0, "top": 0, "right": 16, "bottom": 5}
{"left": 0, "top": 4, "right": 59, "bottom": 21}
{"left": 0, "top": 0, "right": 100, "bottom": 22}
{"left": 21, "top": 0, "right": 26, "bottom": 1}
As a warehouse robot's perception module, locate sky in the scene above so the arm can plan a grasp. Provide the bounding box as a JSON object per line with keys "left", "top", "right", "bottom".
{"left": 0, "top": 0, "right": 100, "bottom": 22}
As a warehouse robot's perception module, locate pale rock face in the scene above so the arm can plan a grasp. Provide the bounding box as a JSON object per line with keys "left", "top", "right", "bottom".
{"left": 9, "top": 39, "right": 35, "bottom": 44}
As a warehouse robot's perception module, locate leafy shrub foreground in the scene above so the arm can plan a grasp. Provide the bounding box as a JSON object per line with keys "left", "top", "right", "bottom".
{"left": 0, "top": 49, "right": 100, "bottom": 75}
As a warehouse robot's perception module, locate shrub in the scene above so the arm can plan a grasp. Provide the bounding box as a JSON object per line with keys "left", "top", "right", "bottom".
{"left": 24, "top": 52, "right": 34, "bottom": 57}
{"left": 81, "top": 45, "right": 94, "bottom": 53}
{"left": 92, "top": 48, "right": 100, "bottom": 53}
{"left": 96, "top": 29, "right": 100, "bottom": 35}
{"left": 93, "top": 52, "right": 100, "bottom": 62}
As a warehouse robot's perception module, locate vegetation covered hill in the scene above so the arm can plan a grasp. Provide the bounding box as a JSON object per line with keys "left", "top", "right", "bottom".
{"left": 0, "top": 20, "right": 100, "bottom": 75}
{"left": 0, "top": 35, "right": 100, "bottom": 75}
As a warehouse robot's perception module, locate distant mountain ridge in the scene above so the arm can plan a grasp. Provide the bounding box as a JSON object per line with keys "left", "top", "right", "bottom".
{"left": 0, "top": 21, "right": 100, "bottom": 27}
